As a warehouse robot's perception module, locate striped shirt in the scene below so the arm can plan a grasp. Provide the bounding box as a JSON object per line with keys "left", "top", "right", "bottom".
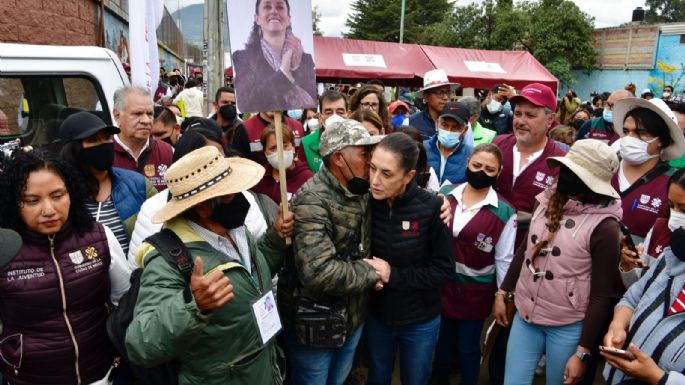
{"left": 86, "top": 198, "right": 130, "bottom": 256}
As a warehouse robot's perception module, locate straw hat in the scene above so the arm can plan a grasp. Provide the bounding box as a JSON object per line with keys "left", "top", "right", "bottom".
{"left": 612, "top": 97, "right": 685, "bottom": 161}
{"left": 152, "top": 146, "right": 265, "bottom": 223}
{"left": 415, "top": 69, "right": 460, "bottom": 98}
{"left": 547, "top": 139, "right": 620, "bottom": 199}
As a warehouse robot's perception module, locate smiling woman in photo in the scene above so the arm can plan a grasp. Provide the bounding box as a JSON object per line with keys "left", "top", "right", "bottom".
{"left": 232, "top": 0, "right": 317, "bottom": 112}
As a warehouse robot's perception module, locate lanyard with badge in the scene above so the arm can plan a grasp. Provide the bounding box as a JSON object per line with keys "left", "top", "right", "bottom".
{"left": 225, "top": 231, "right": 282, "bottom": 345}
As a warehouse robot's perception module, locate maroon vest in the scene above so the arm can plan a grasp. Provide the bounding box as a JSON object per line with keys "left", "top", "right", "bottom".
{"left": 0, "top": 223, "right": 113, "bottom": 385}
{"left": 442, "top": 191, "right": 511, "bottom": 320}
{"left": 113, "top": 137, "right": 174, "bottom": 192}
{"left": 493, "top": 135, "right": 567, "bottom": 246}
{"left": 647, "top": 218, "right": 672, "bottom": 258}
{"left": 611, "top": 168, "right": 671, "bottom": 239}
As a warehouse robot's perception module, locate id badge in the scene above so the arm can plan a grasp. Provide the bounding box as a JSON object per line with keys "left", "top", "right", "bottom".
{"left": 477, "top": 241, "right": 493, "bottom": 253}
{"left": 251, "top": 290, "right": 282, "bottom": 345}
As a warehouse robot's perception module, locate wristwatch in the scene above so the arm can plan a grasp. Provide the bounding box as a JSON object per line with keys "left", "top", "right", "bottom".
{"left": 575, "top": 350, "right": 591, "bottom": 364}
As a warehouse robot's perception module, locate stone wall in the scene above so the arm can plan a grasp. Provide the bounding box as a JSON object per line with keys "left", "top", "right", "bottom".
{"left": 0, "top": 0, "right": 100, "bottom": 46}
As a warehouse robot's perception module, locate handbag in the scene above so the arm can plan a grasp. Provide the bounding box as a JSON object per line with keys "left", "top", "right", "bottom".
{"left": 292, "top": 227, "right": 362, "bottom": 348}
{"left": 294, "top": 295, "right": 348, "bottom": 348}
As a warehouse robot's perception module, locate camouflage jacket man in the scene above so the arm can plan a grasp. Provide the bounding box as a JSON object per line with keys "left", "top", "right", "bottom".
{"left": 277, "top": 165, "right": 378, "bottom": 336}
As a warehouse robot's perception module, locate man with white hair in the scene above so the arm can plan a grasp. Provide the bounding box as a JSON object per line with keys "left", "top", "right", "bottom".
{"left": 112, "top": 86, "right": 174, "bottom": 191}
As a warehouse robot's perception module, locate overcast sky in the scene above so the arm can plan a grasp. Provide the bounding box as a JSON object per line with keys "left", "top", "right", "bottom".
{"left": 166, "top": 0, "right": 649, "bottom": 37}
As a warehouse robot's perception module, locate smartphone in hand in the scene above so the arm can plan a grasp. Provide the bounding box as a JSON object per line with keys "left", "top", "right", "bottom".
{"left": 599, "top": 345, "right": 635, "bottom": 360}
{"left": 619, "top": 222, "right": 648, "bottom": 269}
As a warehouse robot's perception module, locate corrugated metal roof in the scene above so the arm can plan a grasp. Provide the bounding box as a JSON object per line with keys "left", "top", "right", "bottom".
{"left": 659, "top": 23, "right": 685, "bottom": 35}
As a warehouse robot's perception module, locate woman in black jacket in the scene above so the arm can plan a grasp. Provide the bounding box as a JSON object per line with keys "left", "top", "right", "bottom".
{"left": 365, "top": 132, "right": 454, "bottom": 385}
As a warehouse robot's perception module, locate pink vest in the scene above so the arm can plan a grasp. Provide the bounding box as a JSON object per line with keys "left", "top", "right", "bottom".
{"left": 515, "top": 190, "right": 622, "bottom": 326}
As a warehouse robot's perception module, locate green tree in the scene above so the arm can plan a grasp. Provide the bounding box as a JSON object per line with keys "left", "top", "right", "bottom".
{"left": 312, "top": 6, "right": 323, "bottom": 36}
{"left": 645, "top": 0, "right": 685, "bottom": 23}
{"left": 345, "top": 0, "right": 452, "bottom": 43}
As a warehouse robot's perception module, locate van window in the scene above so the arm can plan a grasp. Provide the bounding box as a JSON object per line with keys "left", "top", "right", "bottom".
{"left": 0, "top": 75, "right": 109, "bottom": 151}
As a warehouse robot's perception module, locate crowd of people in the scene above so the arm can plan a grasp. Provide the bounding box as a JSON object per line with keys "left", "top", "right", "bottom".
{"left": 2, "top": 57, "right": 685, "bottom": 385}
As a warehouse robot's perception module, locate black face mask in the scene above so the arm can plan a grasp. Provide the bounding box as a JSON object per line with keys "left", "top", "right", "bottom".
{"left": 571, "top": 118, "right": 586, "bottom": 130}
{"left": 219, "top": 104, "right": 237, "bottom": 123}
{"left": 671, "top": 227, "right": 685, "bottom": 262}
{"left": 593, "top": 107, "right": 604, "bottom": 118}
{"left": 415, "top": 172, "right": 431, "bottom": 189}
{"left": 556, "top": 165, "right": 588, "bottom": 197}
{"left": 209, "top": 193, "right": 250, "bottom": 230}
{"left": 161, "top": 136, "right": 174, "bottom": 146}
{"left": 82, "top": 142, "right": 114, "bottom": 171}
{"left": 466, "top": 168, "right": 498, "bottom": 190}
{"left": 340, "top": 155, "right": 370, "bottom": 195}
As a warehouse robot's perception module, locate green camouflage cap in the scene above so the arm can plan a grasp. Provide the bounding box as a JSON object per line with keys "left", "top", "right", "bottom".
{"left": 319, "top": 119, "right": 384, "bottom": 157}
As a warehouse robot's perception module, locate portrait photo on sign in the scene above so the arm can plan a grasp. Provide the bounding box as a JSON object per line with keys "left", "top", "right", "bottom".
{"left": 227, "top": 0, "right": 317, "bottom": 113}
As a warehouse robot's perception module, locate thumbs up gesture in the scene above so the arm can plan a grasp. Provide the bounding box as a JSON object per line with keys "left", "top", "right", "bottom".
{"left": 190, "top": 257, "right": 234, "bottom": 313}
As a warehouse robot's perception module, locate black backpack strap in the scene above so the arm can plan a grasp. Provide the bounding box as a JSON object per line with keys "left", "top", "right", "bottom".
{"left": 145, "top": 229, "right": 195, "bottom": 302}
{"left": 620, "top": 162, "right": 671, "bottom": 198}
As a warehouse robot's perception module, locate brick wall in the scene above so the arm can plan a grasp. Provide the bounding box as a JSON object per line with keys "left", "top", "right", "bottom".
{"left": 0, "top": 0, "right": 100, "bottom": 46}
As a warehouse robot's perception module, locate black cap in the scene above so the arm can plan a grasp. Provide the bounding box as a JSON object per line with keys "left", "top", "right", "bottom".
{"left": 0, "top": 228, "right": 22, "bottom": 269}
{"left": 58, "top": 111, "right": 120, "bottom": 143}
{"left": 439, "top": 102, "right": 470, "bottom": 125}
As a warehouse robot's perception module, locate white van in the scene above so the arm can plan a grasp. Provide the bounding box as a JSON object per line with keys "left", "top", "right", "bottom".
{"left": 0, "top": 43, "right": 129, "bottom": 151}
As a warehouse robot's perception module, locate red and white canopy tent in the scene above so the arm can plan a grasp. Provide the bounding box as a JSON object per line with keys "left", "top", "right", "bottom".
{"left": 225, "top": 36, "right": 558, "bottom": 92}
{"left": 419, "top": 44, "right": 558, "bottom": 93}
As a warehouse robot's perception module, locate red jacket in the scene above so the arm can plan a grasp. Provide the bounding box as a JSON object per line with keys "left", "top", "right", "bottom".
{"left": 113, "top": 136, "right": 174, "bottom": 192}
{"left": 251, "top": 160, "right": 314, "bottom": 204}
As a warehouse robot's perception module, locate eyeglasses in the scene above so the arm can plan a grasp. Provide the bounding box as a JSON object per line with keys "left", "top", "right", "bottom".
{"left": 429, "top": 90, "right": 451, "bottom": 98}
{"left": 360, "top": 102, "right": 379, "bottom": 110}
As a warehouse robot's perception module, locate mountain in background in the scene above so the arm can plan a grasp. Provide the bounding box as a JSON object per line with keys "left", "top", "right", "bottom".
{"left": 171, "top": 3, "right": 204, "bottom": 47}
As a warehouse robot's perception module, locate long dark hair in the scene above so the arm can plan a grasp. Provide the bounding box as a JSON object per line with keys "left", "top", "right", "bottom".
{"left": 246, "top": 0, "right": 292, "bottom": 50}
{"left": 0, "top": 150, "right": 94, "bottom": 234}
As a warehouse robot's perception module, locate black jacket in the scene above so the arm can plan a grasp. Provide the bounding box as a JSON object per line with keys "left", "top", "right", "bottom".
{"left": 369, "top": 182, "right": 454, "bottom": 326}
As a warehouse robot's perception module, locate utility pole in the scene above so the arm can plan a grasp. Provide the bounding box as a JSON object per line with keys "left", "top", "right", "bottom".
{"left": 399, "top": 0, "right": 406, "bottom": 43}
{"left": 204, "top": 0, "right": 225, "bottom": 115}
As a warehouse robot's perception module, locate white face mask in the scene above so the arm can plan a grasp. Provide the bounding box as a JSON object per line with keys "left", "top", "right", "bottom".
{"left": 669, "top": 210, "right": 685, "bottom": 232}
{"left": 306, "top": 118, "right": 320, "bottom": 132}
{"left": 266, "top": 150, "right": 294, "bottom": 170}
{"left": 619, "top": 136, "right": 659, "bottom": 165}
{"left": 487, "top": 99, "right": 502, "bottom": 114}
{"left": 663, "top": 92, "right": 672, "bottom": 98}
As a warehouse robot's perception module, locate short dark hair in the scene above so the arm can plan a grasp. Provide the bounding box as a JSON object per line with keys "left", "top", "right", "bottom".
{"left": 154, "top": 107, "right": 177, "bottom": 126}
{"left": 470, "top": 143, "right": 504, "bottom": 168}
{"left": 624, "top": 107, "right": 674, "bottom": 149}
{"left": 185, "top": 79, "right": 198, "bottom": 89}
{"left": 1, "top": 150, "right": 93, "bottom": 234}
{"left": 319, "top": 90, "right": 347, "bottom": 112}
{"left": 366, "top": 79, "right": 385, "bottom": 88}
{"left": 376, "top": 132, "right": 419, "bottom": 174}
{"left": 173, "top": 130, "right": 212, "bottom": 162}
{"left": 215, "top": 86, "right": 235, "bottom": 102}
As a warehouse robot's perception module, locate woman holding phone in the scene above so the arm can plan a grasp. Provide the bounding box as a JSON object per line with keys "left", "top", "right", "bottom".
{"left": 233, "top": 0, "right": 317, "bottom": 112}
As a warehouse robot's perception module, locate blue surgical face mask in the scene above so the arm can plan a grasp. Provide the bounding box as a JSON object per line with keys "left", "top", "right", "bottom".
{"left": 287, "top": 109, "right": 303, "bottom": 120}
{"left": 437, "top": 129, "right": 461, "bottom": 148}
{"left": 603, "top": 109, "right": 613, "bottom": 123}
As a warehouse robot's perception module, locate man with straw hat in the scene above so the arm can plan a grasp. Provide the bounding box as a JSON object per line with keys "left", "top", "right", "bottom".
{"left": 125, "top": 146, "right": 294, "bottom": 385}
{"left": 407, "top": 69, "right": 461, "bottom": 140}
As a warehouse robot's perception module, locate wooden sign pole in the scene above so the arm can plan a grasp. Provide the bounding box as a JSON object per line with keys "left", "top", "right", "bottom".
{"left": 273, "top": 111, "right": 292, "bottom": 245}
